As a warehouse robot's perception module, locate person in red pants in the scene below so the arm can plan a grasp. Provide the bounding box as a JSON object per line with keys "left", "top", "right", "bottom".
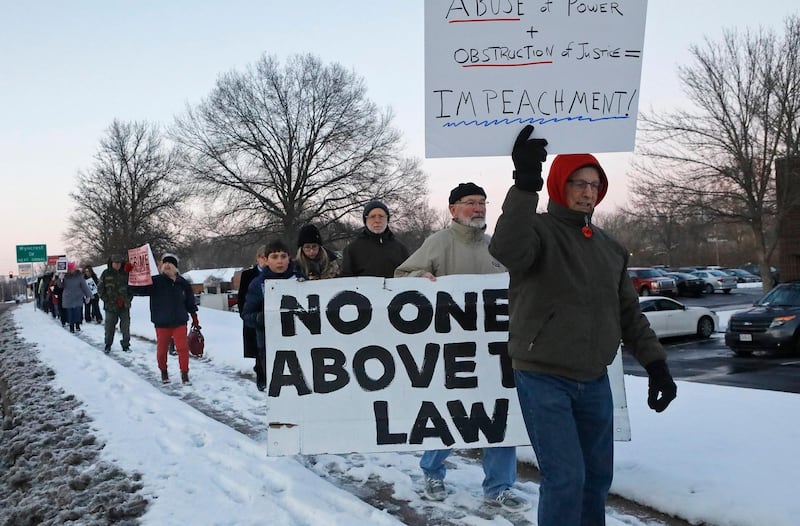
{"left": 132, "top": 253, "right": 200, "bottom": 385}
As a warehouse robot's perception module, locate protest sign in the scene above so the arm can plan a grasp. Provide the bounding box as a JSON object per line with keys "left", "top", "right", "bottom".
{"left": 127, "top": 244, "right": 159, "bottom": 286}
{"left": 264, "top": 274, "right": 629, "bottom": 456}
{"left": 425, "top": 0, "right": 648, "bottom": 157}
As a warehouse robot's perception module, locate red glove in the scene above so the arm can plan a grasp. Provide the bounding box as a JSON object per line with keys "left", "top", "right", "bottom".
{"left": 124, "top": 262, "right": 133, "bottom": 272}
{"left": 116, "top": 297, "right": 126, "bottom": 309}
{"left": 191, "top": 312, "right": 200, "bottom": 329}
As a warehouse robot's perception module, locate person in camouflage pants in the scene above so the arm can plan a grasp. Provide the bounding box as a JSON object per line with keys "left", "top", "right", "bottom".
{"left": 98, "top": 254, "right": 133, "bottom": 353}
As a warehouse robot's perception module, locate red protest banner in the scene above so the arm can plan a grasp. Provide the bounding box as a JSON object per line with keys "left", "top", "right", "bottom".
{"left": 127, "top": 244, "right": 158, "bottom": 286}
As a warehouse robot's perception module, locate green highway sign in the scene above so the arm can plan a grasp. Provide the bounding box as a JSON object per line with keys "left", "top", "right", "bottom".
{"left": 16, "top": 244, "right": 47, "bottom": 263}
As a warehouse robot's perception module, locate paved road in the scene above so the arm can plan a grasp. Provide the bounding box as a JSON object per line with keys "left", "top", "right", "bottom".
{"left": 623, "top": 286, "right": 800, "bottom": 394}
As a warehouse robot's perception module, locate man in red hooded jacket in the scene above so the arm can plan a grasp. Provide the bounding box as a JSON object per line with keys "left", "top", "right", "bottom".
{"left": 489, "top": 125, "right": 677, "bottom": 526}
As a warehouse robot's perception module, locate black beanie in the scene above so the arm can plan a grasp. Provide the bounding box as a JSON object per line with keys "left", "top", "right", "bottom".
{"left": 362, "top": 200, "right": 390, "bottom": 223}
{"left": 161, "top": 253, "right": 179, "bottom": 267}
{"left": 449, "top": 182, "right": 487, "bottom": 205}
{"left": 297, "top": 224, "right": 323, "bottom": 247}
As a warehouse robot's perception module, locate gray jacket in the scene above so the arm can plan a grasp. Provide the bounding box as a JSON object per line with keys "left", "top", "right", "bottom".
{"left": 489, "top": 186, "right": 665, "bottom": 381}
{"left": 61, "top": 271, "right": 92, "bottom": 310}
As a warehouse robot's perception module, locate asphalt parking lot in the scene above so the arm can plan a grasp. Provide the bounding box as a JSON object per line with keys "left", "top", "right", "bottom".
{"left": 623, "top": 285, "right": 800, "bottom": 394}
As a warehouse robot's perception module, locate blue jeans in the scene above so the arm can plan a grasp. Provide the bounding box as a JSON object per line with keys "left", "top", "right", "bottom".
{"left": 514, "top": 370, "right": 613, "bottom": 526}
{"left": 420, "top": 445, "right": 517, "bottom": 497}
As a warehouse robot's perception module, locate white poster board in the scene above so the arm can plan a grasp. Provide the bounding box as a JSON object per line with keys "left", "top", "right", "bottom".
{"left": 424, "top": 0, "right": 648, "bottom": 158}
{"left": 264, "top": 274, "right": 630, "bottom": 456}
{"left": 17, "top": 263, "right": 33, "bottom": 278}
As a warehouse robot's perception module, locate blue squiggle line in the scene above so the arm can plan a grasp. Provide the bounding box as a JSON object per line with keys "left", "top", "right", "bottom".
{"left": 442, "top": 115, "right": 629, "bottom": 128}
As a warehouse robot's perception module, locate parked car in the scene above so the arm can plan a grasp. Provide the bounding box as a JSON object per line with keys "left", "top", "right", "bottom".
{"left": 639, "top": 296, "right": 718, "bottom": 339}
{"left": 739, "top": 263, "right": 780, "bottom": 286}
{"left": 665, "top": 272, "right": 706, "bottom": 297}
{"left": 627, "top": 267, "right": 677, "bottom": 296}
{"left": 227, "top": 292, "right": 239, "bottom": 312}
{"left": 725, "top": 281, "right": 800, "bottom": 356}
{"left": 690, "top": 269, "right": 738, "bottom": 294}
{"left": 722, "top": 268, "right": 761, "bottom": 283}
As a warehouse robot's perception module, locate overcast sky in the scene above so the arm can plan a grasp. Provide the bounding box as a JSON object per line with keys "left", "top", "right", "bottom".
{"left": 2, "top": 1, "right": 798, "bottom": 274}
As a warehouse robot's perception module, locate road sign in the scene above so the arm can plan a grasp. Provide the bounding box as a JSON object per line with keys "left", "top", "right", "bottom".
{"left": 16, "top": 244, "right": 47, "bottom": 263}
{"left": 18, "top": 263, "right": 33, "bottom": 277}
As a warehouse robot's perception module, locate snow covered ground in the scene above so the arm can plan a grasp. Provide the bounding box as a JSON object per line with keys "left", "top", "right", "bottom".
{"left": 2, "top": 285, "right": 798, "bottom": 526}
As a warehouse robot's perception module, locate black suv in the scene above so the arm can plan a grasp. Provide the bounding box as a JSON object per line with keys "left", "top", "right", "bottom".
{"left": 725, "top": 282, "right": 800, "bottom": 356}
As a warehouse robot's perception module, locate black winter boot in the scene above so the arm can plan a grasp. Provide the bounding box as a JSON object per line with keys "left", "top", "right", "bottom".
{"left": 180, "top": 371, "right": 191, "bottom": 385}
{"left": 160, "top": 369, "right": 169, "bottom": 384}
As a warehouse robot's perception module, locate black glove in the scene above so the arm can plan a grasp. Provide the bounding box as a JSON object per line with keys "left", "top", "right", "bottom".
{"left": 645, "top": 360, "right": 677, "bottom": 412}
{"left": 512, "top": 125, "right": 548, "bottom": 192}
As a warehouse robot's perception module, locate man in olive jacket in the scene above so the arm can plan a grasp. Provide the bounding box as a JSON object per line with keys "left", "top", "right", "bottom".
{"left": 98, "top": 254, "right": 133, "bottom": 353}
{"left": 488, "top": 125, "right": 677, "bottom": 526}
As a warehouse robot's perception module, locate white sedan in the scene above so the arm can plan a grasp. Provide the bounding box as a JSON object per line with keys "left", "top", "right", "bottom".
{"left": 639, "top": 296, "right": 719, "bottom": 339}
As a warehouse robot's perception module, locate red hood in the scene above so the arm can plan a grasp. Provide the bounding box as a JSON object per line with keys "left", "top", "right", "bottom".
{"left": 546, "top": 154, "right": 608, "bottom": 208}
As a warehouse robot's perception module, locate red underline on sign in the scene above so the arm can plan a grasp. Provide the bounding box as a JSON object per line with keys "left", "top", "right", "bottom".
{"left": 448, "top": 18, "right": 521, "bottom": 23}
{"left": 463, "top": 61, "right": 553, "bottom": 68}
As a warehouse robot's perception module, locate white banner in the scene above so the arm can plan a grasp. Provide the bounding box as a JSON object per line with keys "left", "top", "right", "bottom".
{"left": 264, "top": 274, "right": 630, "bottom": 456}
{"left": 424, "top": 0, "right": 648, "bottom": 158}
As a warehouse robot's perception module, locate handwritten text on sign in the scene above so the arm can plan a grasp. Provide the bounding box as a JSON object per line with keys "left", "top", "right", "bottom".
{"left": 264, "top": 275, "right": 630, "bottom": 456}
{"left": 424, "top": 0, "right": 649, "bottom": 158}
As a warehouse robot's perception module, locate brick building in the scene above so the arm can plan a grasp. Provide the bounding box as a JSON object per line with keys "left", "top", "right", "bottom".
{"left": 776, "top": 156, "right": 800, "bottom": 282}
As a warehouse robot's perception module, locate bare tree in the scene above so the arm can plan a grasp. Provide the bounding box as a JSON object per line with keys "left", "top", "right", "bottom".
{"left": 634, "top": 15, "right": 800, "bottom": 289}
{"left": 170, "top": 53, "right": 427, "bottom": 246}
{"left": 66, "top": 120, "right": 186, "bottom": 262}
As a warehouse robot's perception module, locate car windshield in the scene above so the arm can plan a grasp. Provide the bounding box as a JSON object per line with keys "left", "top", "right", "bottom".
{"left": 708, "top": 270, "right": 729, "bottom": 277}
{"left": 757, "top": 286, "right": 800, "bottom": 307}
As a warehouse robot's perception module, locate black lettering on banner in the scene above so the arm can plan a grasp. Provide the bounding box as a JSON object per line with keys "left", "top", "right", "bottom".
{"left": 483, "top": 288, "right": 509, "bottom": 332}
{"left": 443, "top": 342, "right": 477, "bottom": 389}
{"left": 409, "top": 401, "right": 456, "bottom": 445}
{"left": 447, "top": 398, "right": 509, "bottom": 443}
{"left": 280, "top": 294, "right": 321, "bottom": 336}
{"left": 268, "top": 350, "right": 311, "bottom": 397}
{"left": 488, "top": 341, "right": 515, "bottom": 388}
{"left": 373, "top": 401, "right": 408, "bottom": 445}
{"left": 396, "top": 343, "right": 440, "bottom": 388}
{"left": 444, "top": 0, "right": 524, "bottom": 19}
{"left": 326, "top": 291, "right": 371, "bottom": 335}
{"left": 434, "top": 291, "right": 477, "bottom": 333}
{"left": 353, "top": 346, "right": 395, "bottom": 391}
{"left": 311, "top": 347, "right": 350, "bottom": 394}
{"left": 387, "top": 290, "right": 433, "bottom": 334}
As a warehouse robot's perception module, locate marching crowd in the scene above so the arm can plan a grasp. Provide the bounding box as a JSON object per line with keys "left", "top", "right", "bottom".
{"left": 26, "top": 129, "right": 678, "bottom": 525}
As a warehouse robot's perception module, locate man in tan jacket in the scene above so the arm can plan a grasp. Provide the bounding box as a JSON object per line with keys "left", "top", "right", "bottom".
{"left": 395, "top": 182, "right": 527, "bottom": 513}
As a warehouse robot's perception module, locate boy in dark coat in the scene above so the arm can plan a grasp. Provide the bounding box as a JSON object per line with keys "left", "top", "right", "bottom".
{"left": 241, "top": 240, "right": 305, "bottom": 391}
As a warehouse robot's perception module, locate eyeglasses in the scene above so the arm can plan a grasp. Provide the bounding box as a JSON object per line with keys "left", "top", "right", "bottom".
{"left": 566, "top": 180, "right": 603, "bottom": 192}
{"left": 455, "top": 200, "right": 488, "bottom": 207}
{"left": 366, "top": 213, "right": 388, "bottom": 220}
